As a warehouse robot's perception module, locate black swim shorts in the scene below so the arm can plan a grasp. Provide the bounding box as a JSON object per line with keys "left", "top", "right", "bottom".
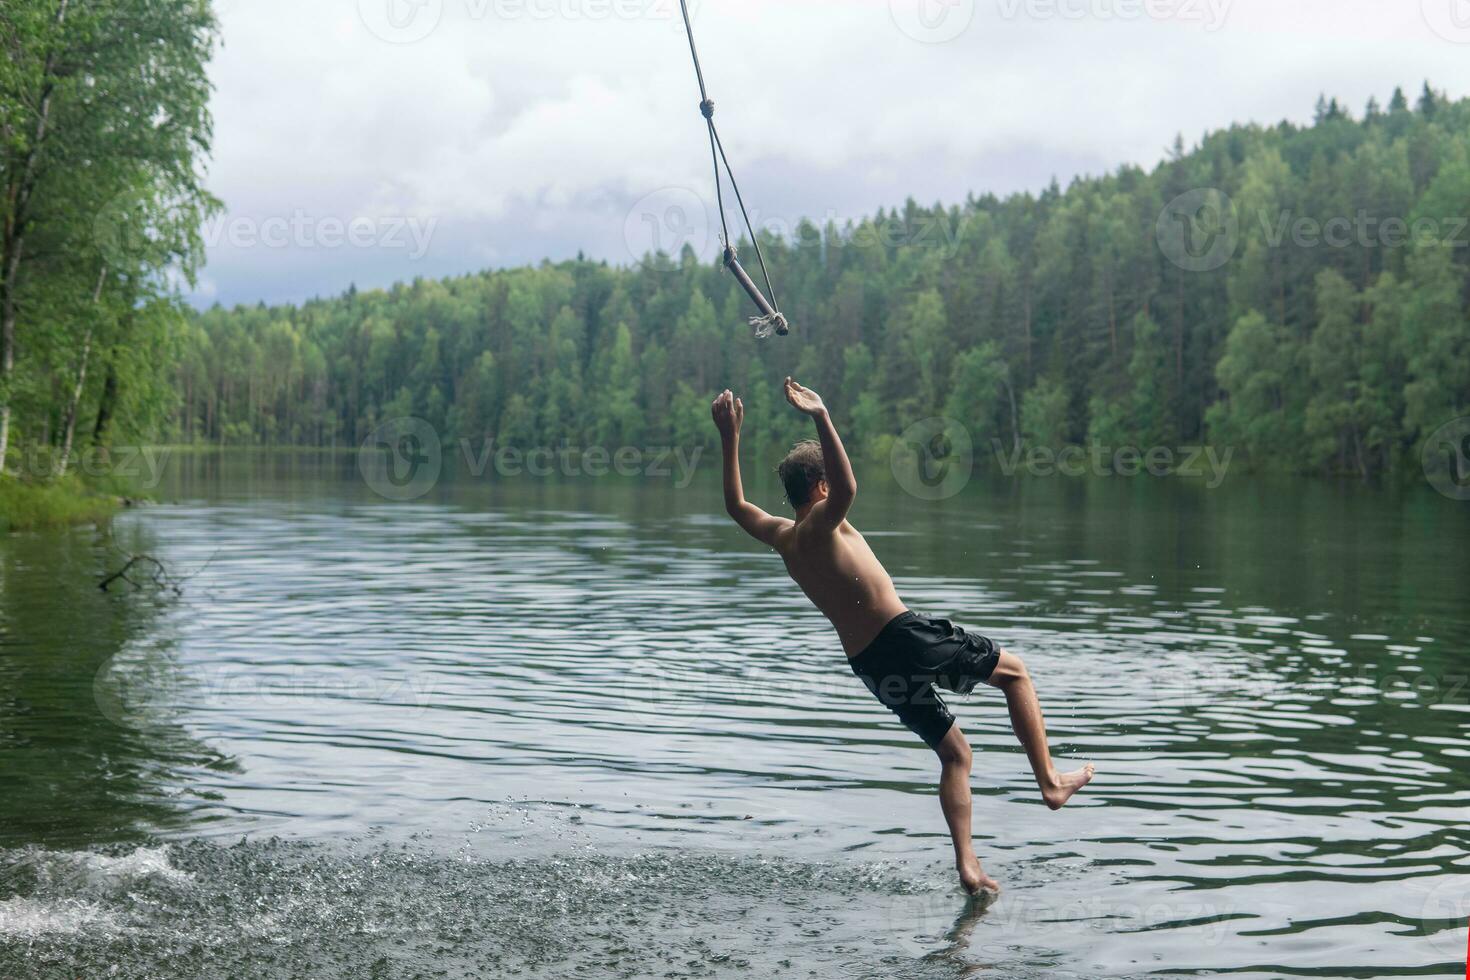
{"left": 848, "top": 611, "right": 1001, "bottom": 749}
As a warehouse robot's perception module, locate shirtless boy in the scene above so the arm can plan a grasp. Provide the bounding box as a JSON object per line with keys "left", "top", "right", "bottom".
{"left": 711, "top": 377, "right": 1094, "bottom": 895}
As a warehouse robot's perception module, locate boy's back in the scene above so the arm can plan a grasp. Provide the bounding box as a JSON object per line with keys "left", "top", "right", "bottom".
{"left": 772, "top": 519, "right": 907, "bottom": 657}
{"left": 710, "top": 376, "right": 908, "bottom": 656}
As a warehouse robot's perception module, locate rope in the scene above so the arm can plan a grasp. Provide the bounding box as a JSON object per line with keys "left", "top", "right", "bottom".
{"left": 676, "top": 0, "right": 787, "bottom": 336}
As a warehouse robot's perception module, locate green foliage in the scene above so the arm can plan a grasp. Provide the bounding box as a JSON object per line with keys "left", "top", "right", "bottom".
{"left": 0, "top": 475, "right": 119, "bottom": 532}
{"left": 0, "top": 0, "right": 218, "bottom": 483}
{"left": 177, "top": 88, "right": 1470, "bottom": 477}
{"left": 944, "top": 342, "right": 1012, "bottom": 452}
{"left": 1089, "top": 312, "right": 1173, "bottom": 448}
{"left": 1208, "top": 311, "right": 1302, "bottom": 465}
{"left": 1021, "top": 377, "right": 1071, "bottom": 450}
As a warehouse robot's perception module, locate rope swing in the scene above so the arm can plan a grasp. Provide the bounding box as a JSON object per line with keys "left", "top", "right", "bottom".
{"left": 676, "top": 0, "right": 790, "bottom": 339}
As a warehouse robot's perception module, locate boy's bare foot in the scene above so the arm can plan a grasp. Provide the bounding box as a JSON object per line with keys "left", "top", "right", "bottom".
{"left": 957, "top": 854, "right": 1001, "bottom": 896}
{"left": 1041, "top": 764, "right": 1096, "bottom": 811}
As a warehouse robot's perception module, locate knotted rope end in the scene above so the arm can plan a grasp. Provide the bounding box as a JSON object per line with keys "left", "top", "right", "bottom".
{"left": 750, "top": 312, "right": 789, "bottom": 340}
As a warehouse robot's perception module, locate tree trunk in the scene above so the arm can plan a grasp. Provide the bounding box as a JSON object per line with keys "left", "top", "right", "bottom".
{"left": 1107, "top": 273, "right": 1117, "bottom": 360}
{"left": 1021, "top": 287, "right": 1033, "bottom": 381}
{"left": 0, "top": 0, "right": 71, "bottom": 472}
{"left": 1274, "top": 252, "right": 1286, "bottom": 327}
{"left": 1000, "top": 373, "right": 1021, "bottom": 455}
{"left": 92, "top": 354, "right": 118, "bottom": 450}
{"left": 1174, "top": 267, "right": 1185, "bottom": 385}
{"left": 58, "top": 264, "right": 106, "bottom": 474}
{"left": 0, "top": 243, "right": 17, "bottom": 472}
{"left": 1351, "top": 422, "right": 1368, "bottom": 482}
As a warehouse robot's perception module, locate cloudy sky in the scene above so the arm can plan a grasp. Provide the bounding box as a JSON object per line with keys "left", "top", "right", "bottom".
{"left": 189, "top": 0, "right": 1470, "bottom": 307}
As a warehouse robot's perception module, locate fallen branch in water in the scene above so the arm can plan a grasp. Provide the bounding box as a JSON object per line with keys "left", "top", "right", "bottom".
{"left": 99, "top": 553, "right": 182, "bottom": 595}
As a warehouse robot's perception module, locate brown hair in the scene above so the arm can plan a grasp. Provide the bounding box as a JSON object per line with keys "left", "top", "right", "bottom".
{"left": 777, "top": 441, "right": 825, "bottom": 509}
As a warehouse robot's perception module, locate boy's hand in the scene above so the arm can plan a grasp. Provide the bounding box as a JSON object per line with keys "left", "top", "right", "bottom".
{"left": 784, "top": 377, "right": 826, "bottom": 417}
{"left": 711, "top": 389, "right": 744, "bottom": 439}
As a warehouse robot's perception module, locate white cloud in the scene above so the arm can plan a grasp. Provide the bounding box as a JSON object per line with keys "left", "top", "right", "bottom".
{"left": 193, "top": 0, "right": 1470, "bottom": 306}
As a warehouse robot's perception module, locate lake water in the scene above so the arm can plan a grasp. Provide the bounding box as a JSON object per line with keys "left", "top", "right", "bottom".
{"left": 1, "top": 452, "right": 1468, "bottom": 978}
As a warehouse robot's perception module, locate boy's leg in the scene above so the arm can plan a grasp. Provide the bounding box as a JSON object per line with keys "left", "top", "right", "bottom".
{"left": 935, "top": 723, "right": 999, "bottom": 895}
{"left": 985, "top": 650, "right": 1094, "bottom": 810}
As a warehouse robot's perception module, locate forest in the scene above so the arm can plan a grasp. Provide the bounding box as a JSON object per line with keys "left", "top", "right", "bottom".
{"left": 177, "top": 86, "right": 1470, "bottom": 480}
{"left": 0, "top": 0, "right": 216, "bottom": 495}
{"left": 2, "top": 0, "right": 1467, "bottom": 489}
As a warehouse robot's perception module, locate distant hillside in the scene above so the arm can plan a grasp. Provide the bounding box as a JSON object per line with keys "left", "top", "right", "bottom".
{"left": 182, "top": 84, "right": 1470, "bottom": 480}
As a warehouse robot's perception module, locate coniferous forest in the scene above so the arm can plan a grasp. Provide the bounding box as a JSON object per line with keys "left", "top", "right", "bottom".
{"left": 4, "top": 0, "right": 1469, "bottom": 488}
{"left": 177, "top": 86, "right": 1470, "bottom": 479}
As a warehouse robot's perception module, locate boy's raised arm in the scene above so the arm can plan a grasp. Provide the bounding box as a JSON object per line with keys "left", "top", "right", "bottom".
{"left": 711, "top": 389, "right": 790, "bottom": 547}
{"left": 784, "top": 377, "right": 856, "bottom": 530}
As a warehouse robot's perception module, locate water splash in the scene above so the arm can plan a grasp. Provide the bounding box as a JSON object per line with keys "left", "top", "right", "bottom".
{"left": 0, "top": 840, "right": 977, "bottom": 979}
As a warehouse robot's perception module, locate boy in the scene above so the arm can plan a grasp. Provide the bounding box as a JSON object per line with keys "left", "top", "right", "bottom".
{"left": 711, "top": 378, "right": 1094, "bottom": 895}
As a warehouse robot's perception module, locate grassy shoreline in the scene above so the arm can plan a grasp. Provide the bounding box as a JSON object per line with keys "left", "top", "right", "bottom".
{"left": 0, "top": 475, "right": 131, "bottom": 533}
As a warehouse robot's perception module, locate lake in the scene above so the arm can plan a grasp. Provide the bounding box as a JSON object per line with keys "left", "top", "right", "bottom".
{"left": 1, "top": 450, "right": 1468, "bottom": 979}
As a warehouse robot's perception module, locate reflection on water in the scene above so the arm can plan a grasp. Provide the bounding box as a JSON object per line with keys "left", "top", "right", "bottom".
{"left": 1, "top": 453, "right": 1468, "bottom": 978}
{"left": 0, "top": 523, "right": 232, "bottom": 847}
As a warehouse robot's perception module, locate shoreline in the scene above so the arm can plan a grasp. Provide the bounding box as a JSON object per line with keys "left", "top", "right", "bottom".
{"left": 0, "top": 475, "right": 138, "bottom": 533}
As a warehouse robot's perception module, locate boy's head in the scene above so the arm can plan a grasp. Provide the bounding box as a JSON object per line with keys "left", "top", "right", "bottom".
{"left": 778, "top": 440, "right": 827, "bottom": 510}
